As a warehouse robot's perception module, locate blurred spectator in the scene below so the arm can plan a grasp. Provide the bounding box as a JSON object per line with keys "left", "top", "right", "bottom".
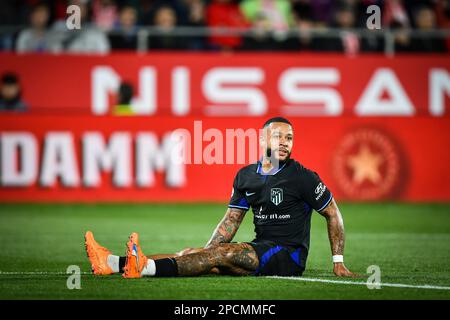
{"left": 0, "top": 73, "right": 28, "bottom": 112}
{"left": 183, "top": 0, "right": 207, "bottom": 50}
{"left": 392, "top": 22, "right": 412, "bottom": 52}
{"left": 206, "top": 0, "right": 249, "bottom": 50}
{"left": 139, "top": 0, "right": 191, "bottom": 26}
{"left": 435, "top": 0, "right": 450, "bottom": 50}
{"left": 185, "top": 0, "right": 206, "bottom": 27}
{"left": 0, "top": 0, "right": 449, "bottom": 54}
{"left": 92, "top": 0, "right": 118, "bottom": 31}
{"left": 113, "top": 82, "right": 134, "bottom": 115}
{"left": 324, "top": 3, "right": 361, "bottom": 55}
{"left": 409, "top": 6, "right": 447, "bottom": 52}
{"left": 109, "top": 5, "right": 138, "bottom": 50}
{"left": 148, "top": 5, "right": 187, "bottom": 50}
{"left": 50, "top": 0, "right": 110, "bottom": 54}
{"left": 240, "top": 0, "right": 295, "bottom": 39}
{"left": 240, "top": 12, "right": 282, "bottom": 51}
{"left": 16, "top": 3, "right": 52, "bottom": 53}
{"left": 136, "top": 0, "right": 156, "bottom": 26}
{"left": 283, "top": 16, "right": 327, "bottom": 51}
{"left": 383, "top": 0, "right": 410, "bottom": 28}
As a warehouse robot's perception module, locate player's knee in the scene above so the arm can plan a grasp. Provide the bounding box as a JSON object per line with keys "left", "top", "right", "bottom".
{"left": 214, "top": 244, "right": 236, "bottom": 264}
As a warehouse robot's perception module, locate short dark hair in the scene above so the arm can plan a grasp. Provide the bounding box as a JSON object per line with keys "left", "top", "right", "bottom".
{"left": 262, "top": 117, "right": 292, "bottom": 129}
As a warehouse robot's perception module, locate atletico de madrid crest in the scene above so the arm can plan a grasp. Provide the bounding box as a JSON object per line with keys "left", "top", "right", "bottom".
{"left": 270, "top": 188, "right": 283, "bottom": 206}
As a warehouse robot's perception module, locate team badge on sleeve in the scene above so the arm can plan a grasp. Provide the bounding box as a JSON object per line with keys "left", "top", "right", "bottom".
{"left": 270, "top": 188, "right": 283, "bottom": 206}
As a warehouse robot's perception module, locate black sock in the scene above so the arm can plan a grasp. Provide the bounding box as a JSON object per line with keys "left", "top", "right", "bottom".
{"left": 155, "top": 258, "right": 179, "bottom": 277}
{"left": 119, "top": 256, "right": 126, "bottom": 273}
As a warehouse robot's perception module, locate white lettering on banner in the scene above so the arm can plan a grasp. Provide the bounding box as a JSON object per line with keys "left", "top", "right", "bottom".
{"left": 0, "top": 133, "right": 38, "bottom": 186}
{"left": 0, "top": 131, "right": 186, "bottom": 189}
{"left": 430, "top": 69, "right": 450, "bottom": 116}
{"left": 355, "top": 68, "right": 415, "bottom": 115}
{"left": 40, "top": 132, "right": 79, "bottom": 187}
{"left": 279, "top": 68, "right": 342, "bottom": 116}
{"left": 131, "top": 67, "right": 157, "bottom": 115}
{"left": 92, "top": 66, "right": 120, "bottom": 115}
{"left": 136, "top": 132, "right": 185, "bottom": 187}
{"left": 82, "top": 132, "right": 132, "bottom": 187}
{"left": 91, "top": 67, "right": 156, "bottom": 115}
{"left": 172, "top": 67, "right": 190, "bottom": 116}
{"left": 90, "top": 66, "right": 448, "bottom": 117}
{"left": 203, "top": 67, "right": 267, "bottom": 116}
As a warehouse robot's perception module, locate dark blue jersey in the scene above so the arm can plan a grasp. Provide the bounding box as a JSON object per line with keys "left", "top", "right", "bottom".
{"left": 229, "top": 159, "right": 333, "bottom": 264}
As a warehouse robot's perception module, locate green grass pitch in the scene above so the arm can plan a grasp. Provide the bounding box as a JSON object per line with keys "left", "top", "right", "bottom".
{"left": 0, "top": 203, "right": 450, "bottom": 300}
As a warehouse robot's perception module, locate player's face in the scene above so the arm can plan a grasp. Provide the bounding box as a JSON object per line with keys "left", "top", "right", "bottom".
{"left": 263, "top": 122, "right": 294, "bottom": 161}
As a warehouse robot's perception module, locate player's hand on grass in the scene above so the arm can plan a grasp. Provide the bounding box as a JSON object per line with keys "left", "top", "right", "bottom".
{"left": 333, "top": 262, "right": 358, "bottom": 277}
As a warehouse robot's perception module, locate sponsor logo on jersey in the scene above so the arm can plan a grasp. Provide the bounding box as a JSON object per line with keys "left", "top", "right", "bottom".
{"left": 315, "top": 183, "right": 327, "bottom": 200}
{"left": 270, "top": 188, "right": 283, "bottom": 206}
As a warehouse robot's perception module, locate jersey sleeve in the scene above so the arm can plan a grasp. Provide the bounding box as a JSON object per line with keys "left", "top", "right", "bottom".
{"left": 228, "top": 170, "right": 250, "bottom": 211}
{"left": 299, "top": 168, "right": 333, "bottom": 212}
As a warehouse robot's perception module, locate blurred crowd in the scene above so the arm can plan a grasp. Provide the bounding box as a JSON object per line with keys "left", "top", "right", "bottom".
{"left": 0, "top": 0, "right": 449, "bottom": 54}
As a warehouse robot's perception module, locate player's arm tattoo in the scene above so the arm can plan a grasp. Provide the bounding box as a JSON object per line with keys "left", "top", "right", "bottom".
{"left": 205, "top": 208, "right": 246, "bottom": 248}
{"left": 318, "top": 199, "right": 345, "bottom": 256}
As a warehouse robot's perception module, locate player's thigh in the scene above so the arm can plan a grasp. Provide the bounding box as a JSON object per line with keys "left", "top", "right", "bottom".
{"left": 249, "top": 242, "right": 304, "bottom": 277}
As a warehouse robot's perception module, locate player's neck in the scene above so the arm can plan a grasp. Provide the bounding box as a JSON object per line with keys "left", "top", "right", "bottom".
{"left": 261, "top": 159, "right": 274, "bottom": 173}
{"left": 261, "top": 157, "right": 287, "bottom": 173}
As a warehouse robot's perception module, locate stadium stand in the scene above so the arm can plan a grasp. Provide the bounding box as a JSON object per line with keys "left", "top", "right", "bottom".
{"left": 0, "top": 0, "right": 449, "bottom": 53}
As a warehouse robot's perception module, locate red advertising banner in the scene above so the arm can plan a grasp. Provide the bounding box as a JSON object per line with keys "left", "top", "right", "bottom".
{"left": 0, "top": 53, "right": 449, "bottom": 117}
{"left": 0, "top": 115, "right": 449, "bottom": 202}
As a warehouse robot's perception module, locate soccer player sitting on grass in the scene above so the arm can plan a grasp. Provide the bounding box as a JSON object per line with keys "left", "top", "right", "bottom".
{"left": 85, "top": 117, "right": 357, "bottom": 278}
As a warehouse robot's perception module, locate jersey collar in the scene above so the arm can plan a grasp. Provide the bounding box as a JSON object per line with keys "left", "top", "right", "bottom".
{"left": 256, "top": 159, "right": 289, "bottom": 176}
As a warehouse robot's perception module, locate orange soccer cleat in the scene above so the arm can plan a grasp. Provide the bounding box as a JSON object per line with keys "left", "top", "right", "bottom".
{"left": 84, "top": 231, "right": 114, "bottom": 275}
{"left": 123, "top": 232, "right": 148, "bottom": 278}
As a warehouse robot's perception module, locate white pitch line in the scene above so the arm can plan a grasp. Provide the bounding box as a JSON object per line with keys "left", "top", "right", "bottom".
{"left": 1, "top": 272, "right": 449, "bottom": 291}
{"left": 267, "top": 276, "right": 450, "bottom": 291}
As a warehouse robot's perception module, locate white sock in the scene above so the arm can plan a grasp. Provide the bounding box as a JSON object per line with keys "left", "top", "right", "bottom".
{"left": 107, "top": 255, "right": 120, "bottom": 273}
{"left": 141, "top": 259, "right": 156, "bottom": 276}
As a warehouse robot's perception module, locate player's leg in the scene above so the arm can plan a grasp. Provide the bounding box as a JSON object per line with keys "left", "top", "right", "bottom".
{"left": 148, "top": 247, "right": 201, "bottom": 260}
{"left": 123, "top": 233, "right": 259, "bottom": 278}
{"left": 175, "top": 243, "right": 258, "bottom": 276}
{"left": 149, "top": 248, "right": 221, "bottom": 274}
{"left": 85, "top": 231, "right": 206, "bottom": 275}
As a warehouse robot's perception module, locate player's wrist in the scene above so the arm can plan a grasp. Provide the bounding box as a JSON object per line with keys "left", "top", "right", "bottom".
{"left": 332, "top": 255, "right": 344, "bottom": 264}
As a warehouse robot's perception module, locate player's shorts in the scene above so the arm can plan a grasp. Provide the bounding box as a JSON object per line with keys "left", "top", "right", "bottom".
{"left": 247, "top": 240, "right": 305, "bottom": 277}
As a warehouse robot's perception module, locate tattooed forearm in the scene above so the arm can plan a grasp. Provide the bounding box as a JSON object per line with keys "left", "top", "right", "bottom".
{"left": 205, "top": 208, "right": 246, "bottom": 248}
{"left": 319, "top": 199, "right": 345, "bottom": 256}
